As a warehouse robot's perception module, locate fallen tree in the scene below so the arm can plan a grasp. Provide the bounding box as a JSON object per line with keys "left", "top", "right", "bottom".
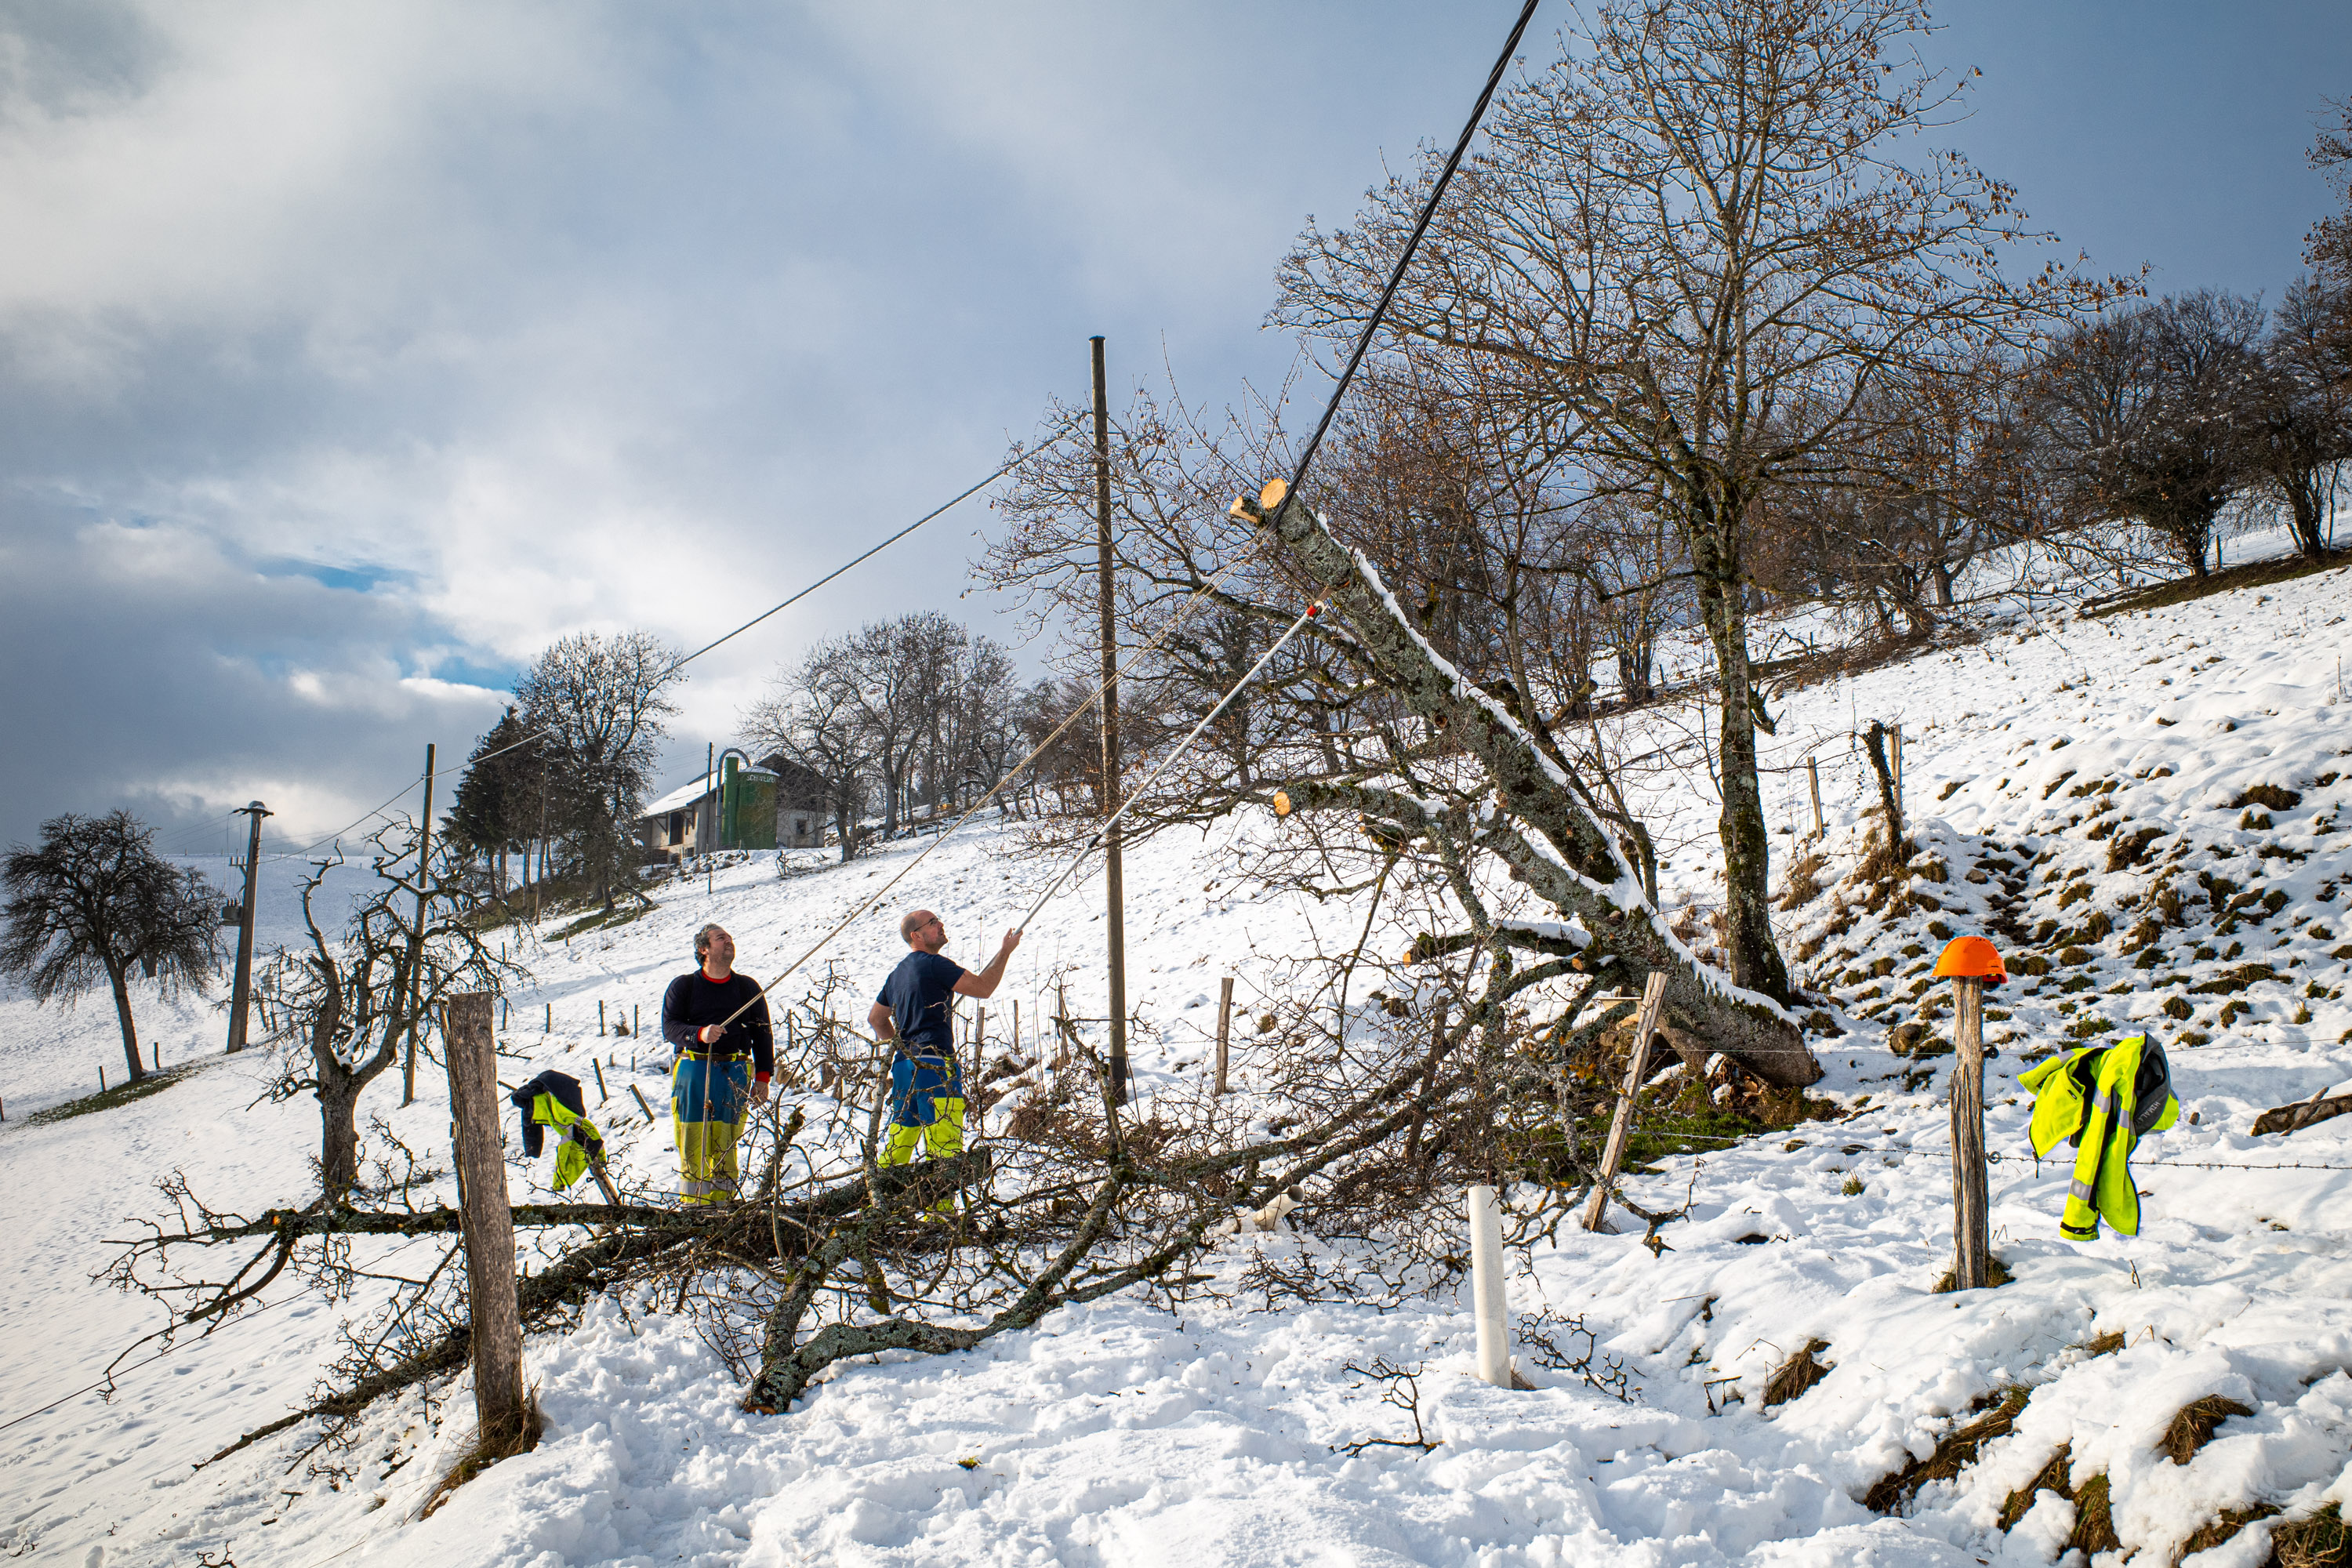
{"left": 1239, "top": 483, "right": 1821, "bottom": 1087}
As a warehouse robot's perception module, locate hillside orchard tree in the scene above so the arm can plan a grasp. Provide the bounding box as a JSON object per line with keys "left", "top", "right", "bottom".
{"left": 516, "top": 630, "right": 683, "bottom": 909}
{"left": 256, "top": 824, "right": 521, "bottom": 1195}
{"left": 2252, "top": 278, "right": 2352, "bottom": 558}
{"left": 2030, "top": 292, "right": 2268, "bottom": 578}
{"left": 1, "top": 811, "right": 223, "bottom": 1083}
{"left": 1274, "top": 0, "right": 2108, "bottom": 1000}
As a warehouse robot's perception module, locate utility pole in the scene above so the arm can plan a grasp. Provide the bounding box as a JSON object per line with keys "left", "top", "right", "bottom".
{"left": 401, "top": 743, "right": 437, "bottom": 1108}
{"left": 1091, "top": 335, "right": 1130, "bottom": 1103}
{"left": 224, "top": 801, "right": 271, "bottom": 1052}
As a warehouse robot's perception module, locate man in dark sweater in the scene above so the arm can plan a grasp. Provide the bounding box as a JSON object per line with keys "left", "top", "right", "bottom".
{"left": 867, "top": 907, "right": 1019, "bottom": 1180}
{"left": 660, "top": 923, "right": 773, "bottom": 1203}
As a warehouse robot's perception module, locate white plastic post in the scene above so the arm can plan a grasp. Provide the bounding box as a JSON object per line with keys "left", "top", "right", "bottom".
{"left": 1468, "top": 1184, "right": 1510, "bottom": 1388}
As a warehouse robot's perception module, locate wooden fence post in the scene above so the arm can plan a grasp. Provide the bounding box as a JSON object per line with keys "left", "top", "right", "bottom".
{"left": 1949, "top": 975, "right": 1990, "bottom": 1290}
{"left": 1582, "top": 972, "right": 1671, "bottom": 1233}
{"left": 598, "top": 1000, "right": 606, "bottom": 1036}
{"left": 1214, "top": 978, "right": 1235, "bottom": 1096}
{"left": 1806, "top": 757, "right": 1825, "bottom": 840}
{"left": 444, "top": 991, "right": 528, "bottom": 1451}
{"left": 592, "top": 1060, "right": 608, "bottom": 1104}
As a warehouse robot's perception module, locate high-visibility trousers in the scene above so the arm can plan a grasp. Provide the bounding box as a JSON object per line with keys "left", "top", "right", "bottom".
{"left": 883, "top": 1053, "right": 965, "bottom": 1209}
{"left": 672, "top": 1054, "right": 750, "bottom": 1205}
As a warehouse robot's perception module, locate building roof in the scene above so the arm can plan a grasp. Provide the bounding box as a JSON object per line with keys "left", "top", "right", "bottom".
{"left": 638, "top": 768, "right": 775, "bottom": 822}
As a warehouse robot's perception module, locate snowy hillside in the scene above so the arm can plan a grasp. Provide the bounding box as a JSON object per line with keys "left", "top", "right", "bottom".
{"left": 2, "top": 550, "right": 2350, "bottom": 1568}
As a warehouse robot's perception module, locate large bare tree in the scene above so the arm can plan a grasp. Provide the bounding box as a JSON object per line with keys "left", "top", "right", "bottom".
{"left": 1, "top": 811, "right": 222, "bottom": 1084}
{"left": 515, "top": 630, "right": 684, "bottom": 908}
{"left": 1276, "top": 0, "right": 2104, "bottom": 1000}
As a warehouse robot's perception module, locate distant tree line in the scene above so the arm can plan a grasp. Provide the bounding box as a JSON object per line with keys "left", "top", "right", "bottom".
{"left": 742, "top": 611, "right": 1028, "bottom": 860}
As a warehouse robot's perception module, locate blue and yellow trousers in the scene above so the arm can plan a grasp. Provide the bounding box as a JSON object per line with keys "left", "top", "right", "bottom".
{"left": 884, "top": 1054, "right": 965, "bottom": 1207}
{"left": 672, "top": 1053, "right": 750, "bottom": 1204}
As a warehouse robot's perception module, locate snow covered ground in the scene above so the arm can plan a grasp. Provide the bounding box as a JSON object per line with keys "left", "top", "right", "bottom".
{"left": 2, "top": 544, "right": 2349, "bottom": 1567}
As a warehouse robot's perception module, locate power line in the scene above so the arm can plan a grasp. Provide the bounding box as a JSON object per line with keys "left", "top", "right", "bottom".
{"left": 667, "top": 437, "right": 1067, "bottom": 677}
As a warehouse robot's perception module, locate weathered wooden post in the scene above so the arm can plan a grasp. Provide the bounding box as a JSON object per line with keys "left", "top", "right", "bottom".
{"left": 1582, "top": 971, "right": 1671, "bottom": 1233}
{"left": 443, "top": 991, "right": 528, "bottom": 1450}
{"left": 1214, "top": 978, "right": 1234, "bottom": 1095}
{"left": 598, "top": 1000, "right": 606, "bottom": 1036}
{"left": 630, "top": 1083, "right": 657, "bottom": 1125}
{"left": 1805, "top": 757, "right": 1825, "bottom": 840}
{"left": 1468, "top": 1184, "right": 1510, "bottom": 1388}
{"left": 592, "top": 1060, "right": 608, "bottom": 1104}
{"left": 1950, "top": 975, "right": 1987, "bottom": 1289}
{"left": 1932, "top": 937, "right": 2004, "bottom": 1290}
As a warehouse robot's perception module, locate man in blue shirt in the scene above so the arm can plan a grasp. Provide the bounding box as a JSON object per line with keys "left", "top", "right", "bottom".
{"left": 868, "top": 907, "right": 1019, "bottom": 1176}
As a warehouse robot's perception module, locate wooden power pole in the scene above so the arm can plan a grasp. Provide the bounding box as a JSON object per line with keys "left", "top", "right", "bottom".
{"left": 1091, "top": 335, "right": 1130, "bottom": 1103}
{"left": 401, "top": 743, "right": 437, "bottom": 1108}
{"left": 443, "top": 992, "right": 528, "bottom": 1451}
{"left": 223, "top": 800, "right": 270, "bottom": 1052}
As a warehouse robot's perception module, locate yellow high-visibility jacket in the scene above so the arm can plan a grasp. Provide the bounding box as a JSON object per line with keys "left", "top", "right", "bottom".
{"left": 2020, "top": 1036, "right": 2178, "bottom": 1240}
{"left": 508, "top": 1070, "right": 605, "bottom": 1194}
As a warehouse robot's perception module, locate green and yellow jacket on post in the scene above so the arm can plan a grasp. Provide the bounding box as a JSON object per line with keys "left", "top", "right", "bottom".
{"left": 2019, "top": 1035, "right": 2178, "bottom": 1240}
{"left": 507, "top": 1070, "right": 606, "bottom": 1194}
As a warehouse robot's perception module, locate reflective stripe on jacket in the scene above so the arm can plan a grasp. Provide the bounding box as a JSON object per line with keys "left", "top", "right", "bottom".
{"left": 2018, "top": 1035, "right": 2178, "bottom": 1240}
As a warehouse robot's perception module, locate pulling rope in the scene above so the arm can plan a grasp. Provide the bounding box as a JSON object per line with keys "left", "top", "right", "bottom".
{"left": 708, "top": 556, "right": 1271, "bottom": 1029}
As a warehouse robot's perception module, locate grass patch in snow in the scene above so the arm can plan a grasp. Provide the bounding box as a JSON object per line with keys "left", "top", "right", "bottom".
{"left": 2081, "top": 546, "right": 2352, "bottom": 619}
{"left": 1865, "top": 1385, "right": 2031, "bottom": 1513}
{"left": 23, "top": 1061, "right": 205, "bottom": 1126}
{"left": 2159, "top": 1394, "right": 2253, "bottom": 1465}
{"left": 2272, "top": 1502, "right": 2352, "bottom": 1568}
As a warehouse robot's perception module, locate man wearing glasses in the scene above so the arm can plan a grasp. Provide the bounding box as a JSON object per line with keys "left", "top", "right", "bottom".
{"left": 867, "top": 909, "right": 1020, "bottom": 1174}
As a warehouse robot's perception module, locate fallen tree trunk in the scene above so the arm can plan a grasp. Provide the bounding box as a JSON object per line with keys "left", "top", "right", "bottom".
{"left": 1246, "top": 489, "right": 1820, "bottom": 1087}
{"left": 2252, "top": 1094, "right": 2352, "bottom": 1137}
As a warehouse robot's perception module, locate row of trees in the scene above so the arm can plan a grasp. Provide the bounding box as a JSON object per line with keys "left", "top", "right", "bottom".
{"left": 744, "top": 612, "right": 1046, "bottom": 858}
{"left": 985, "top": 0, "right": 2352, "bottom": 1015}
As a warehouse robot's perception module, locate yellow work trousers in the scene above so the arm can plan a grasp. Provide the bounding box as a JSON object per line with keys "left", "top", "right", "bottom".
{"left": 882, "top": 1095, "right": 966, "bottom": 1211}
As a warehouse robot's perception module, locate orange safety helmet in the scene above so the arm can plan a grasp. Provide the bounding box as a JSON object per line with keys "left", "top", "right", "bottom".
{"left": 1931, "top": 935, "right": 2007, "bottom": 986}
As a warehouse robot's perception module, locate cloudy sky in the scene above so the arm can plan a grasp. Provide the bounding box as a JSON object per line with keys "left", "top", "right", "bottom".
{"left": 2, "top": 0, "right": 2345, "bottom": 857}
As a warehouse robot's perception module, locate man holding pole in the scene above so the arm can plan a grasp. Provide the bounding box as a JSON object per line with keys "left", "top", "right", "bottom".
{"left": 661, "top": 924, "right": 771, "bottom": 1203}
{"left": 868, "top": 909, "right": 1018, "bottom": 1175}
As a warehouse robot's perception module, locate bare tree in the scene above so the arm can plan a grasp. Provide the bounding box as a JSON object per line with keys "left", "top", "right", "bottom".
{"left": 515, "top": 630, "right": 684, "bottom": 909}
{"left": 1275, "top": 0, "right": 2107, "bottom": 1000}
{"left": 2, "top": 811, "right": 223, "bottom": 1083}
{"left": 743, "top": 644, "right": 876, "bottom": 862}
{"left": 255, "top": 823, "right": 524, "bottom": 1195}
{"left": 2251, "top": 278, "right": 2352, "bottom": 558}
{"left": 2029, "top": 292, "right": 2268, "bottom": 578}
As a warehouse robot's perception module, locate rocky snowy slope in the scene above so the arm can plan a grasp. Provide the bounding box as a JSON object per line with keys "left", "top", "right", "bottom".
{"left": 2, "top": 545, "right": 2349, "bottom": 1568}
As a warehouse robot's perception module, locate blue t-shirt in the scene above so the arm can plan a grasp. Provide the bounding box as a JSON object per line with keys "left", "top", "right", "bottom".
{"left": 877, "top": 951, "right": 967, "bottom": 1059}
